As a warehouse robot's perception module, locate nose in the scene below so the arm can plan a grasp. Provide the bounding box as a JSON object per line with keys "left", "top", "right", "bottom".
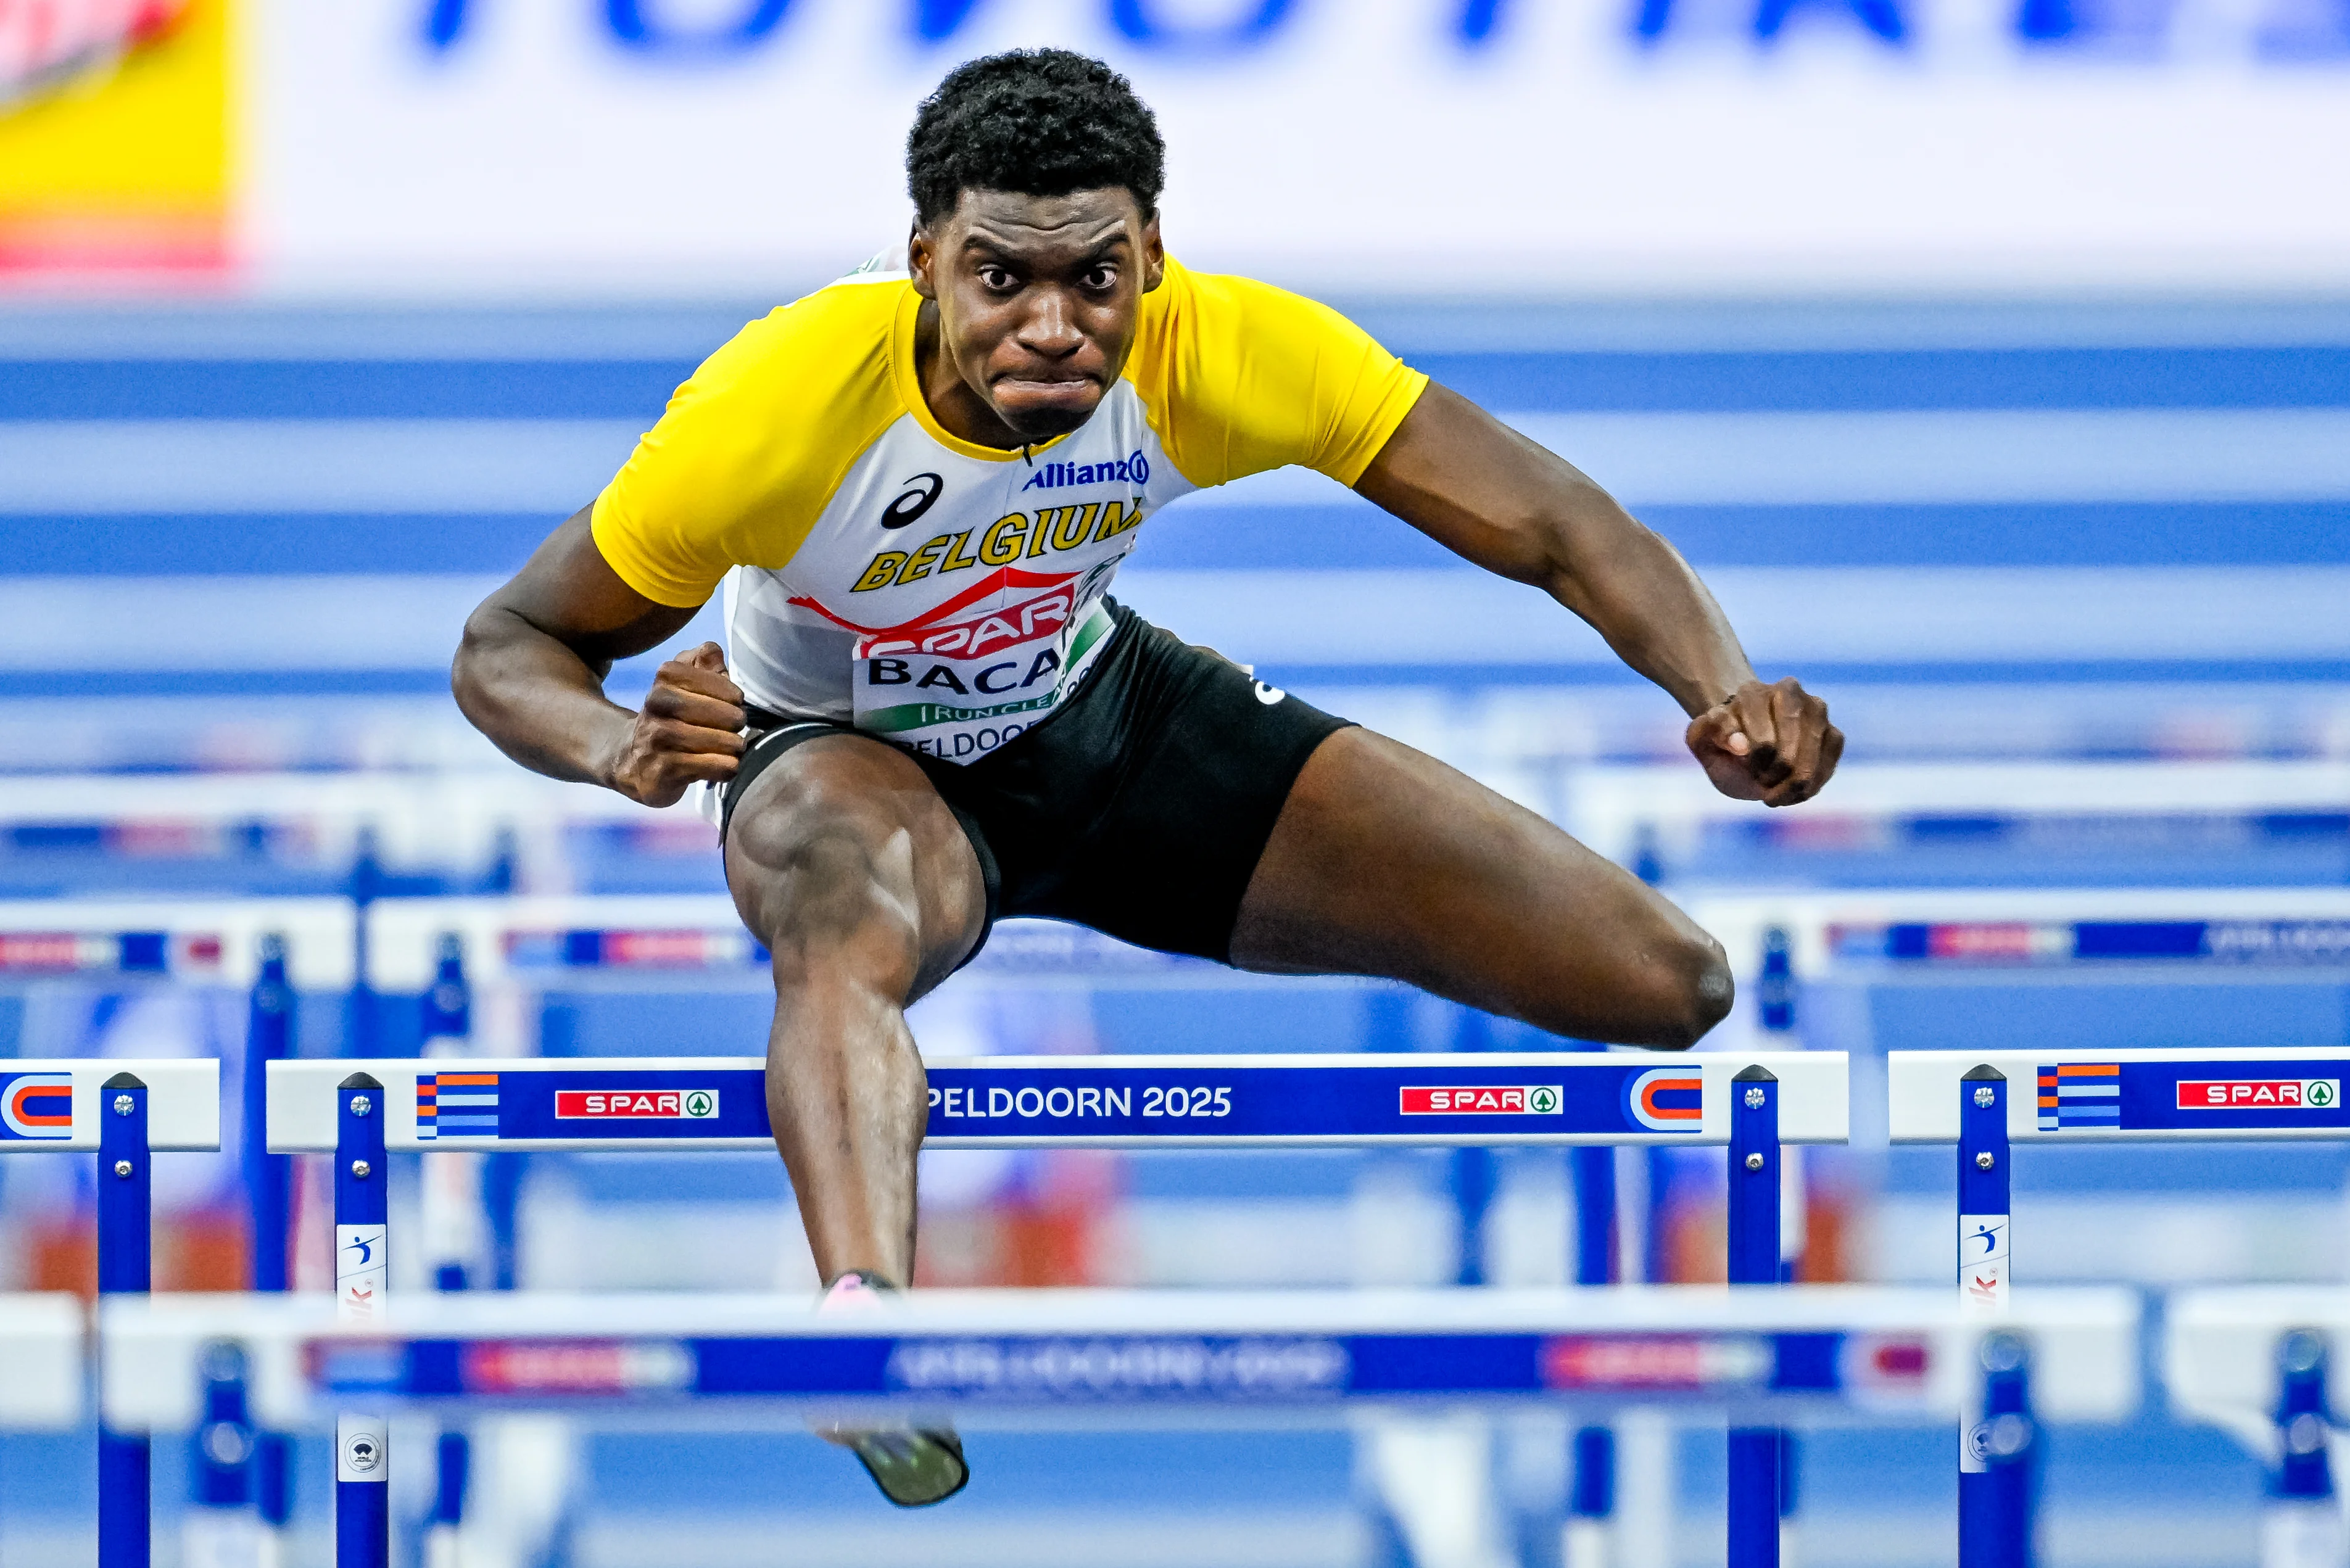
{"left": 1014, "top": 289, "right": 1084, "bottom": 358}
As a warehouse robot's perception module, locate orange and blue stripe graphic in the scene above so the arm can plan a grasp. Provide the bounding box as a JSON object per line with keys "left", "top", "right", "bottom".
{"left": 417, "top": 1072, "right": 500, "bottom": 1141}
{"left": 0, "top": 1073, "right": 73, "bottom": 1140}
{"left": 2037, "top": 1063, "right": 2120, "bottom": 1131}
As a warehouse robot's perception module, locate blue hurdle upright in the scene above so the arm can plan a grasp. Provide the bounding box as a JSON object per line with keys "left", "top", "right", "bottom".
{"left": 0, "top": 1057, "right": 219, "bottom": 1566}
{"left": 1892, "top": 1046, "right": 2350, "bottom": 1568}
{"left": 262, "top": 1047, "right": 1848, "bottom": 1568}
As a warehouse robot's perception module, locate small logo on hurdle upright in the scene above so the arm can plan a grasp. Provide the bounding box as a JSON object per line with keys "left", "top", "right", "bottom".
{"left": 416, "top": 1072, "right": 500, "bottom": 1141}
{"left": 336, "top": 1226, "right": 386, "bottom": 1322}
{"left": 2036, "top": 1063, "right": 2119, "bottom": 1131}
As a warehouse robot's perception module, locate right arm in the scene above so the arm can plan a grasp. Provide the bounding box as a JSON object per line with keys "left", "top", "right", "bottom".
{"left": 452, "top": 508, "right": 747, "bottom": 807}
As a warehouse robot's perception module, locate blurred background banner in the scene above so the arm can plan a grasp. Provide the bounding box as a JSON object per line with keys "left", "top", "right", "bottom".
{"left": 0, "top": 0, "right": 236, "bottom": 279}
{"left": 9, "top": 0, "right": 2350, "bottom": 295}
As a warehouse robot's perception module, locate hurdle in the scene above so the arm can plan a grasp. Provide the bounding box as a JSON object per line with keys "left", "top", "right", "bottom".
{"left": 1562, "top": 757, "right": 2350, "bottom": 875}
{"left": 1687, "top": 887, "right": 2350, "bottom": 996}
{"left": 1891, "top": 1046, "right": 2350, "bottom": 1568}
{"left": 0, "top": 1057, "right": 220, "bottom": 1567}
{"left": 2166, "top": 1289, "right": 2350, "bottom": 1568}
{"left": 7, "top": 756, "right": 2339, "bottom": 899}
{"left": 0, "top": 897, "right": 354, "bottom": 989}
{"left": 101, "top": 1281, "right": 2140, "bottom": 1424}
{"left": 97, "top": 1282, "right": 2139, "bottom": 1568}
{"left": 363, "top": 892, "right": 1323, "bottom": 991}
{"left": 264, "top": 1048, "right": 1845, "bottom": 1568}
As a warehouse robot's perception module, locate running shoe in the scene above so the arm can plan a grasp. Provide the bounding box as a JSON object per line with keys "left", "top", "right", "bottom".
{"left": 812, "top": 1273, "right": 970, "bottom": 1506}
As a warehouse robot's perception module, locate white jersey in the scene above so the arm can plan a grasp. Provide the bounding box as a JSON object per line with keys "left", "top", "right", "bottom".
{"left": 592, "top": 256, "right": 1426, "bottom": 762}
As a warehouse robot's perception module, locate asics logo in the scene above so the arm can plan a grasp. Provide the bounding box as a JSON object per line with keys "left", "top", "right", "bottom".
{"left": 880, "top": 472, "right": 943, "bottom": 529}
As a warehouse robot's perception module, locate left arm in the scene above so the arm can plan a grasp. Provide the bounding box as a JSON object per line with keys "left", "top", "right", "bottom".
{"left": 1354, "top": 382, "right": 1842, "bottom": 807}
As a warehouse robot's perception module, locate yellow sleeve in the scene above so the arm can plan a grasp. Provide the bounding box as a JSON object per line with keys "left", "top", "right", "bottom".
{"left": 1123, "top": 257, "right": 1429, "bottom": 491}
{"left": 589, "top": 279, "right": 908, "bottom": 609}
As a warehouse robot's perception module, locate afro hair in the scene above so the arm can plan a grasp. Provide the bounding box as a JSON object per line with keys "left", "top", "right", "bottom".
{"left": 907, "top": 49, "right": 1165, "bottom": 226}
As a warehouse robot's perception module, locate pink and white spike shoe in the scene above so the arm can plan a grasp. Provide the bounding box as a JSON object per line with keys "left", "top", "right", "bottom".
{"left": 813, "top": 1272, "right": 969, "bottom": 1507}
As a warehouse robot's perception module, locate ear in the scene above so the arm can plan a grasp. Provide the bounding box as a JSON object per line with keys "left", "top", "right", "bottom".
{"left": 908, "top": 223, "right": 938, "bottom": 300}
{"left": 1140, "top": 215, "right": 1166, "bottom": 293}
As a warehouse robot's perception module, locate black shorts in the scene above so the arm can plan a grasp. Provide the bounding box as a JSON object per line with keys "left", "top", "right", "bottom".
{"left": 721, "top": 601, "right": 1353, "bottom": 964}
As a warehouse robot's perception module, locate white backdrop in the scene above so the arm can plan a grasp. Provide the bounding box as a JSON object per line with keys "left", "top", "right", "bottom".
{"left": 229, "top": 0, "right": 2350, "bottom": 295}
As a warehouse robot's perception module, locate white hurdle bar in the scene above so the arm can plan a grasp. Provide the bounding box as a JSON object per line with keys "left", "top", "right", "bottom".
{"left": 4, "top": 757, "right": 2335, "bottom": 883}
{"left": 0, "top": 1294, "right": 86, "bottom": 1430}
{"left": 363, "top": 894, "right": 1338, "bottom": 991}
{"left": 1563, "top": 758, "right": 2350, "bottom": 871}
{"left": 267, "top": 1050, "right": 1849, "bottom": 1151}
{"left": 1893, "top": 1047, "right": 2350, "bottom": 1568}
{"left": 269, "top": 1052, "right": 1843, "bottom": 1568}
{"left": 98, "top": 1284, "right": 2138, "bottom": 1429}
{"left": 1684, "top": 887, "right": 2350, "bottom": 999}
{"left": 2167, "top": 1289, "right": 2350, "bottom": 1568}
{"left": 0, "top": 897, "right": 355, "bottom": 989}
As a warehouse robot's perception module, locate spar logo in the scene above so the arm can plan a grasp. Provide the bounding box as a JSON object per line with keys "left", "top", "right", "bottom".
{"left": 556, "top": 1089, "right": 720, "bottom": 1120}
{"left": 797, "top": 567, "right": 1077, "bottom": 664}
{"left": 2177, "top": 1078, "right": 2341, "bottom": 1112}
{"left": 1541, "top": 1334, "right": 1769, "bottom": 1392}
{"left": 0, "top": 1073, "right": 73, "bottom": 1141}
{"left": 1399, "top": 1085, "right": 1562, "bottom": 1116}
{"left": 1628, "top": 1068, "right": 1704, "bottom": 1133}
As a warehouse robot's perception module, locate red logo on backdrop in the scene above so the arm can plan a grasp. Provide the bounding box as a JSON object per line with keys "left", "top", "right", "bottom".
{"left": 1399, "top": 1086, "right": 1562, "bottom": 1116}
{"left": 555, "top": 1090, "right": 719, "bottom": 1120}
{"left": 463, "top": 1341, "right": 691, "bottom": 1395}
{"left": 2177, "top": 1079, "right": 2340, "bottom": 1110}
{"left": 602, "top": 931, "right": 715, "bottom": 967}
{"left": 1930, "top": 923, "right": 2038, "bottom": 960}
{"left": 0, "top": 935, "right": 81, "bottom": 972}
{"left": 792, "top": 568, "right": 1077, "bottom": 661}
{"left": 1869, "top": 1339, "right": 1930, "bottom": 1380}
{"left": 1543, "top": 1337, "right": 1714, "bottom": 1390}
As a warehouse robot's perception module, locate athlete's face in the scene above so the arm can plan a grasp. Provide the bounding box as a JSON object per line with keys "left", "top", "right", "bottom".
{"left": 909, "top": 187, "right": 1164, "bottom": 448}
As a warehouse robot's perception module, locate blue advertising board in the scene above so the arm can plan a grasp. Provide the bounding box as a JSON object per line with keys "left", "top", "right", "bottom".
{"left": 409, "top": 1060, "right": 1710, "bottom": 1148}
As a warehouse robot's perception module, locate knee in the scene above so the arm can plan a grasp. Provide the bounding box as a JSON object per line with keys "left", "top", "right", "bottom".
{"left": 1644, "top": 927, "right": 1734, "bottom": 1050}
{"left": 727, "top": 785, "right": 918, "bottom": 980}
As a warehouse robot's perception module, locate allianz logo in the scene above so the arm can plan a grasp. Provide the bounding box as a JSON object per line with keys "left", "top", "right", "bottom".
{"left": 1021, "top": 450, "right": 1149, "bottom": 492}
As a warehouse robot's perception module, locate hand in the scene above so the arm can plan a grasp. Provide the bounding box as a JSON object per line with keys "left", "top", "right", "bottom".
{"left": 602, "top": 642, "right": 747, "bottom": 807}
{"left": 1684, "top": 677, "right": 1843, "bottom": 807}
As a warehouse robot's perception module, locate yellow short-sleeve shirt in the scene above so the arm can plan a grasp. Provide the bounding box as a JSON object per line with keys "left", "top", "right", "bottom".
{"left": 589, "top": 256, "right": 1426, "bottom": 761}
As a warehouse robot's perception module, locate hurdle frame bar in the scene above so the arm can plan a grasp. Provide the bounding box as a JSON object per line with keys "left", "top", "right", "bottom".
{"left": 267, "top": 1050, "right": 1848, "bottom": 1153}
{"left": 0, "top": 1058, "right": 220, "bottom": 1568}
{"left": 1894, "top": 1046, "right": 2350, "bottom": 1568}
{"left": 1686, "top": 888, "right": 2350, "bottom": 1002}
{"left": 1560, "top": 757, "right": 2350, "bottom": 873}
{"left": 262, "top": 1049, "right": 1842, "bottom": 1568}
{"left": 97, "top": 1283, "right": 2141, "bottom": 1432}
{"left": 2166, "top": 1290, "right": 2350, "bottom": 1563}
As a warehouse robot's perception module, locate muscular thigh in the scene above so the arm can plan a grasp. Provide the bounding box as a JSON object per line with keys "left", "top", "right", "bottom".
{"left": 722, "top": 732, "right": 987, "bottom": 1002}
{"left": 1228, "top": 727, "right": 1726, "bottom": 1047}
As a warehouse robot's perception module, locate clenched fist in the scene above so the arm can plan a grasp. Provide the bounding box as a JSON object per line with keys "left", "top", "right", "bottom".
{"left": 600, "top": 642, "right": 747, "bottom": 807}
{"left": 1685, "top": 676, "right": 1843, "bottom": 808}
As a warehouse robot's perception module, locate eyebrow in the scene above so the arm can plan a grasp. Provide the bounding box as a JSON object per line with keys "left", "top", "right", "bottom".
{"left": 962, "top": 223, "right": 1132, "bottom": 260}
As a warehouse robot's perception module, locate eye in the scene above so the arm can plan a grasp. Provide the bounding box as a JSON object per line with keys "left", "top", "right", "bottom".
{"left": 1083, "top": 265, "right": 1119, "bottom": 291}
{"left": 977, "top": 264, "right": 1017, "bottom": 291}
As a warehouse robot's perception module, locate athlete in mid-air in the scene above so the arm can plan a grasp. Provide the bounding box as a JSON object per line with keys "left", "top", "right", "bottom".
{"left": 453, "top": 49, "right": 1841, "bottom": 1506}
